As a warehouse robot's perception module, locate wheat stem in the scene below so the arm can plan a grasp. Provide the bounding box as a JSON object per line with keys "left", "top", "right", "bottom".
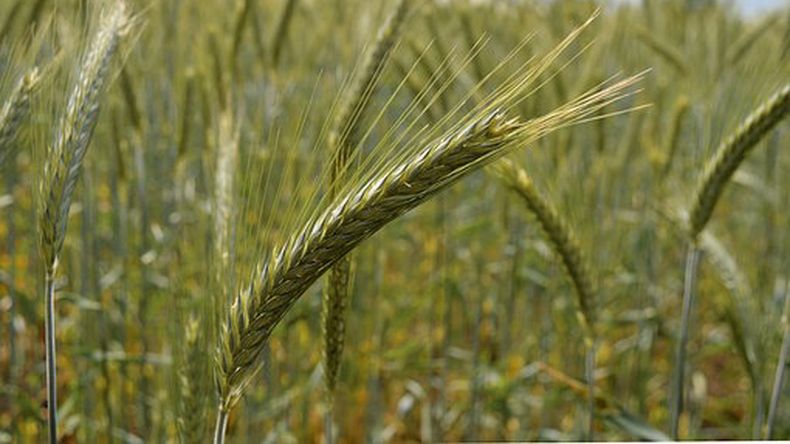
{"left": 271, "top": 0, "right": 298, "bottom": 68}
{"left": 670, "top": 244, "right": 701, "bottom": 439}
{"left": 661, "top": 95, "right": 689, "bottom": 178}
{"left": 44, "top": 270, "right": 57, "bottom": 444}
{"left": 766, "top": 294, "right": 790, "bottom": 438}
{"left": 213, "top": 406, "right": 229, "bottom": 444}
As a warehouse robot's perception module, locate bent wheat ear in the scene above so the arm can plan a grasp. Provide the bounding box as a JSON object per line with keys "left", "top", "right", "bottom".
{"left": 36, "top": 4, "right": 130, "bottom": 443}
{"left": 214, "top": 74, "right": 641, "bottom": 424}
{"left": 490, "top": 158, "right": 598, "bottom": 437}
{"left": 490, "top": 159, "right": 596, "bottom": 340}
{"left": 0, "top": 67, "right": 40, "bottom": 168}
{"left": 689, "top": 84, "right": 789, "bottom": 238}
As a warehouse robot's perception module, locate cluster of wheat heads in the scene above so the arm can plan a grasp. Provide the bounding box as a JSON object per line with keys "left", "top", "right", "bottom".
{"left": 211, "top": 15, "right": 643, "bottom": 440}
{"left": 36, "top": 3, "right": 130, "bottom": 442}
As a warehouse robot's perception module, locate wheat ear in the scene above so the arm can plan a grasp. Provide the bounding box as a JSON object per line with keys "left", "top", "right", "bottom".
{"left": 177, "top": 317, "right": 209, "bottom": 443}
{"left": 490, "top": 158, "right": 597, "bottom": 437}
{"left": 689, "top": 84, "right": 789, "bottom": 238}
{"left": 491, "top": 159, "right": 596, "bottom": 340}
{"left": 668, "top": 85, "right": 790, "bottom": 435}
{"left": 323, "top": 0, "right": 411, "bottom": 413}
{"left": 37, "top": 4, "right": 129, "bottom": 443}
{"left": 212, "top": 75, "right": 641, "bottom": 441}
{"left": 0, "top": 67, "right": 40, "bottom": 168}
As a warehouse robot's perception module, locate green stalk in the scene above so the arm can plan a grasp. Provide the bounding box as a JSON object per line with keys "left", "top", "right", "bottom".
{"left": 586, "top": 343, "right": 596, "bottom": 440}
{"left": 670, "top": 244, "right": 701, "bottom": 439}
{"left": 213, "top": 407, "right": 229, "bottom": 444}
{"left": 765, "top": 295, "right": 790, "bottom": 438}
{"left": 44, "top": 270, "right": 58, "bottom": 444}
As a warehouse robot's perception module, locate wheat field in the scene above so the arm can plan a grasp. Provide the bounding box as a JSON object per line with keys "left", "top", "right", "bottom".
{"left": 0, "top": 0, "right": 789, "bottom": 442}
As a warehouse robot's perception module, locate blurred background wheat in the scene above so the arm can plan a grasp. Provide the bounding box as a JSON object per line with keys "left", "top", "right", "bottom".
{"left": 0, "top": 0, "right": 789, "bottom": 442}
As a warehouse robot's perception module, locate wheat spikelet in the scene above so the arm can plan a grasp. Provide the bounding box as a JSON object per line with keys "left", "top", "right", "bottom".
{"left": 699, "top": 231, "right": 760, "bottom": 390}
{"left": 323, "top": 0, "right": 411, "bottom": 404}
{"left": 490, "top": 159, "right": 596, "bottom": 341}
{"left": 0, "top": 67, "right": 40, "bottom": 168}
{"left": 214, "top": 73, "right": 641, "bottom": 415}
{"left": 689, "top": 84, "right": 789, "bottom": 238}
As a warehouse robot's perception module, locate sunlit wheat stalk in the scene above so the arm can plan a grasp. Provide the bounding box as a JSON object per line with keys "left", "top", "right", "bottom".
{"left": 214, "top": 109, "right": 239, "bottom": 283}
{"left": 37, "top": 4, "right": 129, "bottom": 442}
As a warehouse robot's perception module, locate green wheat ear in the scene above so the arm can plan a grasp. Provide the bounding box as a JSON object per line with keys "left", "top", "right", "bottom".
{"left": 490, "top": 158, "right": 596, "bottom": 342}
{"left": 0, "top": 67, "right": 41, "bottom": 168}
{"left": 689, "top": 84, "right": 789, "bottom": 239}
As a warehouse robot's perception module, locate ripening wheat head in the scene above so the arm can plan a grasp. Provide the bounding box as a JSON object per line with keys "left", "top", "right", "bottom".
{"left": 214, "top": 11, "right": 644, "bottom": 412}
